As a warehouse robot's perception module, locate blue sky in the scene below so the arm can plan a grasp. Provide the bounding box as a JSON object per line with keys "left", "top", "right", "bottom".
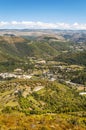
{"left": 0, "top": 0, "right": 86, "bottom": 29}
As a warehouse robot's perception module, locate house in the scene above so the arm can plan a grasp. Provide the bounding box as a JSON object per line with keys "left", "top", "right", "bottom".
{"left": 36, "top": 60, "right": 46, "bottom": 64}
{"left": 79, "top": 92, "right": 86, "bottom": 95}
{"left": 14, "top": 68, "right": 24, "bottom": 74}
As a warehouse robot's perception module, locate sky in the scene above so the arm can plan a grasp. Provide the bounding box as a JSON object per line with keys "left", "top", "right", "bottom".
{"left": 0, "top": 0, "right": 86, "bottom": 29}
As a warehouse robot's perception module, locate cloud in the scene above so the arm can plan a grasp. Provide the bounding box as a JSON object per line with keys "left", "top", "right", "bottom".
{"left": 0, "top": 21, "right": 86, "bottom": 30}
{"left": 0, "top": 21, "right": 9, "bottom": 27}
{"left": 72, "top": 22, "right": 86, "bottom": 30}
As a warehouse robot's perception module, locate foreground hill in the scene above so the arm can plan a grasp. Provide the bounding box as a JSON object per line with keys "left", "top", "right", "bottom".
{"left": 0, "top": 113, "right": 86, "bottom": 130}
{"left": 0, "top": 79, "right": 85, "bottom": 114}
{"left": 0, "top": 79, "right": 86, "bottom": 129}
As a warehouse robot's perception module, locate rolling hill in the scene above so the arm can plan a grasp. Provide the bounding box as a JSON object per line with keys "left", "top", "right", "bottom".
{"left": 0, "top": 79, "right": 85, "bottom": 114}
{"left": 0, "top": 35, "right": 59, "bottom": 59}
{"left": 0, "top": 34, "right": 72, "bottom": 61}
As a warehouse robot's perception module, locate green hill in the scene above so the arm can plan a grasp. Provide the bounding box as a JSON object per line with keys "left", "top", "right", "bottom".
{"left": 0, "top": 35, "right": 73, "bottom": 60}
{"left": 0, "top": 36, "right": 59, "bottom": 72}
{"left": 54, "top": 51, "right": 86, "bottom": 65}
{"left": 0, "top": 79, "right": 85, "bottom": 114}
{"left": 0, "top": 36, "right": 59, "bottom": 59}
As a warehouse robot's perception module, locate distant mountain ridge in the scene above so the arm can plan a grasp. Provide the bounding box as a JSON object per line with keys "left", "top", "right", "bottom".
{"left": 1, "top": 29, "right": 86, "bottom": 43}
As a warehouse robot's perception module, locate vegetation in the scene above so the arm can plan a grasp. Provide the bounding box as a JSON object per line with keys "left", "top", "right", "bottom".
{"left": 0, "top": 34, "right": 86, "bottom": 129}
{"left": 0, "top": 77, "right": 86, "bottom": 129}
{"left": 0, "top": 79, "right": 86, "bottom": 114}
{"left": 0, "top": 113, "right": 86, "bottom": 130}
{"left": 71, "top": 69, "right": 86, "bottom": 85}
{"left": 54, "top": 51, "right": 86, "bottom": 65}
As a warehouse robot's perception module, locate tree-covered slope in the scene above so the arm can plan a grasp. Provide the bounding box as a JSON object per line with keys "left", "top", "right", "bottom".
{"left": 0, "top": 79, "right": 85, "bottom": 114}
{"left": 0, "top": 36, "right": 59, "bottom": 60}
{"left": 54, "top": 51, "right": 86, "bottom": 65}
{"left": 0, "top": 35, "right": 73, "bottom": 61}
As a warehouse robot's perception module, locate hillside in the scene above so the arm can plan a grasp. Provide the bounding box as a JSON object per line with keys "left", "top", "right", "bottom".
{"left": 0, "top": 35, "right": 59, "bottom": 59}
{"left": 54, "top": 51, "right": 86, "bottom": 65}
{"left": 0, "top": 113, "right": 86, "bottom": 130}
{"left": 0, "top": 79, "right": 86, "bottom": 129}
{"left": 1, "top": 30, "right": 81, "bottom": 59}
{"left": 0, "top": 31, "right": 86, "bottom": 129}
{"left": 0, "top": 79, "right": 85, "bottom": 114}
{"left": 0, "top": 33, "right": 85, "bottom": 62}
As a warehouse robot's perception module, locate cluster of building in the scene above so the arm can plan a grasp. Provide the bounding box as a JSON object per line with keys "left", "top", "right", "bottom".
{"left": 0, "top": 72, "right": 32, "bottom": 80}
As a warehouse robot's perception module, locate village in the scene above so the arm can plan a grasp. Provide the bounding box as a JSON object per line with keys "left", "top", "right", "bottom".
{"left": 0, "top": 57, "right": 86, "bottom": 95}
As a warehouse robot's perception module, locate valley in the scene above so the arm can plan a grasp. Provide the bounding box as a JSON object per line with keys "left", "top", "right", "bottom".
{"left": 0, "top": 30, "right": 86, "bottom": 129}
